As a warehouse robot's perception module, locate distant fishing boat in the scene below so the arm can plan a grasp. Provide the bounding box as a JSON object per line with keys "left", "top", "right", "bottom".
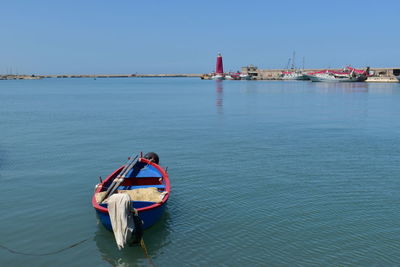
{"left": 201, "top": 72, "right": 250, "bottom": 80}
{"left": 211, "top": 74, "right": 224, "bottom": 80}
{"left": 225, "top": 72, "right": 241, "bottom": 80}
{"left": 280, "top": 71, "right": 309, "bottom": 80}
{"left": 92, "top": 152, "right": 170, "bottom": 232}
{"left": 280, "top": 51, "right": 308, "bottom": 80}
{"left": 305, "top": 67, "right": 369, "bottom": 82}
{"left": 306, "top": 73, "right": 363, "bottom": 82}
{"left": 239, "top": 73, "right": 251, "bottom": 80}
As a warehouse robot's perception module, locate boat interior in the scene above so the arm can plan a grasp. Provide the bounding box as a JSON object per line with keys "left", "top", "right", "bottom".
{"left": 96, "top": 161, "right": 167, "bottom": 209}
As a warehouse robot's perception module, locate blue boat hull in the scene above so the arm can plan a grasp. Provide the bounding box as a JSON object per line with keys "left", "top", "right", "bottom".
{"left": 96, "top": 201, "right": 167, "bottom": 231}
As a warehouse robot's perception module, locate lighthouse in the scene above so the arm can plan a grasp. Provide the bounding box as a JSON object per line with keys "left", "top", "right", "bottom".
{"left": 216, "top": 52, "right": 224, "bottom": 74}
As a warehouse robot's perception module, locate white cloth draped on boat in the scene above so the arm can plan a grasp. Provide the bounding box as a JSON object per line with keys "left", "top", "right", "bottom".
{"left": 107, "top": 193, "right": 135, "bottom": 250}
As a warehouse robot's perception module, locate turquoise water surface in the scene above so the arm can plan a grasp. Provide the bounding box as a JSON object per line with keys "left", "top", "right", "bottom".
{"left": 1, "top": 78, "right": 400, "bottom": 266}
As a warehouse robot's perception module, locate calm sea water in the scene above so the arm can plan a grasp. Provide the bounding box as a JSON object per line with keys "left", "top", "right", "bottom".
{"left": 1, "top": 78, "right": 400, "bottom": 266}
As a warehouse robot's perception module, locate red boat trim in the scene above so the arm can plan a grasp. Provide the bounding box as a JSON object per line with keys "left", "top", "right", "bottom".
{"left": 92, "top": 157, "right": 170, "bottom": 214}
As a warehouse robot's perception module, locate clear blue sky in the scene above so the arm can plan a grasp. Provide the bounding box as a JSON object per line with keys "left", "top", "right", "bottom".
{"left": 1, "top": 0, "right": 399, "bottom": 74}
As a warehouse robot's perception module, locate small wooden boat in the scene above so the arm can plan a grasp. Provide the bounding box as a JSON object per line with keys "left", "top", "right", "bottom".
{"left": 92, "top": 152, "right": 170, "bottom": 231}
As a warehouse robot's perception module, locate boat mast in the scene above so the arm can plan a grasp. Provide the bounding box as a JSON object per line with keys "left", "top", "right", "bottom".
{"left": 291, "top": 51, "right": 296, "bottom": 70}
{"left": 286, "top": 58, "right": 291, "bottom": 71}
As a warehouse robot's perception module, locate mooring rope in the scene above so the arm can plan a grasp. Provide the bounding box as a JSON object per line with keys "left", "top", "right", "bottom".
{"left": 1, "top": 236, "right": 155, "bottom": 266}
{"left": 0, "top": 238, "right": 90, "bottom": 256}
{"left": 140, "top": 238, "right": 155, "bottom": 267}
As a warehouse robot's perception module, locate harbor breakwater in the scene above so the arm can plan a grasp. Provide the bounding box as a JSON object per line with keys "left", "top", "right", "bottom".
{"left": 0, "top": 73, "right": 202, "bottom": 80}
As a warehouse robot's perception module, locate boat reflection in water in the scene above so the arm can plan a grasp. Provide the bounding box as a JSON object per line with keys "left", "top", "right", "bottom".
{"left": 215, "top": 80, "right": 223, "bottom": 114}
{"left": 311, "top": 81, "right": 369, "bottom": 93}
{"left": 94, "top": 211, "right": 171, "bottom": 266}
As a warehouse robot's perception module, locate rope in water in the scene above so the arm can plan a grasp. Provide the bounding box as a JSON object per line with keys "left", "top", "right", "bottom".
{"left": 0, "top": 238, "right": 90, "bottom": 256}
{"left": 140, "top": 238, "right": 155, "bottom": 267}
{"left": 2, "top": 236, "right": 154, "bottom": 266}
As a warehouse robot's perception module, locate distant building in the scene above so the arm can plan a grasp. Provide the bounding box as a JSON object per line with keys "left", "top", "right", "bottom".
{"left": 241, "top": 65, "right": 259, "bottom": 78}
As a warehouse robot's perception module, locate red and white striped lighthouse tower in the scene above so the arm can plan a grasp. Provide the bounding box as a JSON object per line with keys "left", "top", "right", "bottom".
{"left": 215, "top": 52, "right": 224, "bottom": 74}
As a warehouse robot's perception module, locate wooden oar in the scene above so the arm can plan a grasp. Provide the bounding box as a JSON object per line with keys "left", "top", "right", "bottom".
{"left": 106, "top": 155, "right": 138, "bottom": 197}
{"left": 106, "top": 156, "right": 139, "bottom": 199}
{"left": 99, "top": 155, "right": 138, "bottom": 203}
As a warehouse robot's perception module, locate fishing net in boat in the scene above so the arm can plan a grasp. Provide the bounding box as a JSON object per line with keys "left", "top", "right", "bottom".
{"left": 95, "top": 187, "right": 167, "bottom": 203}
{"left": 118, "top": 187, "right": 167, "bottom": 203}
